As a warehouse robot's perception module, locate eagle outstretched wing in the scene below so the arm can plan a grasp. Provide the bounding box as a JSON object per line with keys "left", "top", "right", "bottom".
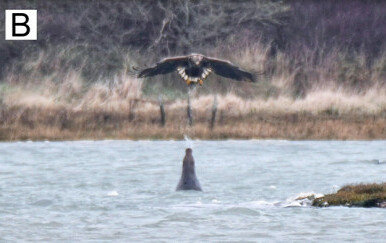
{"left": 138, "top": 56, "right": 188, "bottom": 78}
{"left": 203, "top": 57, "right": 255, "bottom": 82}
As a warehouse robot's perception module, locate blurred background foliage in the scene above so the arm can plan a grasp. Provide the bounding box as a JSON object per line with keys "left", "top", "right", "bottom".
{"left": 0, "top": 0, "right": 385, "bottom": 99}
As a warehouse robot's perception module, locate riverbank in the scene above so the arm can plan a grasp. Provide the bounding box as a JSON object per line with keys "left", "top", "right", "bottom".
{"left": 1, "top": 104, "right": 385, "bottom": 141}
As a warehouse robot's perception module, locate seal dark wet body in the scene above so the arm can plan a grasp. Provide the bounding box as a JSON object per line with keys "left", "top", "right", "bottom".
{"left": 176, "top": 148, "right": 202, "bottom": 191}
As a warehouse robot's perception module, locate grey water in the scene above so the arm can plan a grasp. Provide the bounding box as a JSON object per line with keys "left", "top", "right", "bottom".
{"left": 0, "top": 140, "right": 385, "bottom": 242}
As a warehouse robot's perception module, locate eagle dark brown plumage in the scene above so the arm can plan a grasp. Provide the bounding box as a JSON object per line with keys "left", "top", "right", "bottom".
{"left": 138, "top": 53, "right": 255, "bottom": 86}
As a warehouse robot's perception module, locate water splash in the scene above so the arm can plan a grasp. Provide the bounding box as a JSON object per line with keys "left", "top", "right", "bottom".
{"left": 282, "top": 192, "right": 324, "bottom": 207}
{"left": 183, "top": 134, "right": 194, "bottom": 149}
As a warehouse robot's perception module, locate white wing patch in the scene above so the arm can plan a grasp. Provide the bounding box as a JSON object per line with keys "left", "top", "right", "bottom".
{"left": 177, "top": 67, "right": 212, "bottom": 82}
{"left": 201, "top": 68, "right": 212, "bottom": 79}
{"left": 177, "top": 67, "right": 189, "bottom": 80}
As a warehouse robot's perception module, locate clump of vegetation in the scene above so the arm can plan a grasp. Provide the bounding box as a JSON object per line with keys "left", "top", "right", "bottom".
{"left": 313, "top": 183, "right": 386, "bottom": 208}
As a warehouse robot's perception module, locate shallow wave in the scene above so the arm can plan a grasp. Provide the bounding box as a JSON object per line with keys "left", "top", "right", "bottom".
{"left": 167, "top": 191, "right": 323, "bottom": 212}
{"left": 214, "top": 206, "right": 261, "bottom": 216}
{"left": 330, "top": 159, "right": 386, "bottom": 165}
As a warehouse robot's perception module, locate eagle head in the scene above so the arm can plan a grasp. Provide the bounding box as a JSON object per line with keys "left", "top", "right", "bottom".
{"left": 189, "top": 53, "right": 203, "bottom": 65}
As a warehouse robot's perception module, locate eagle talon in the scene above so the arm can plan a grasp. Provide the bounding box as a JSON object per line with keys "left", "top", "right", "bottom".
{"left": 199, "top": 80, "right": 203, "bottom": 86}
{"left": 186, "top": 79, "right": 192, "bottom": 85}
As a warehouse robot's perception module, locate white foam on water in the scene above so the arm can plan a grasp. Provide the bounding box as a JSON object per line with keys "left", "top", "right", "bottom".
{"left": 282, "top": 192, "right": 324, "bottom": 208}
{"left": 241, "top": 200, "right": 279, "bottom": 208}
{"left": 107, "top": 190, "right": 119, "bottom": 196}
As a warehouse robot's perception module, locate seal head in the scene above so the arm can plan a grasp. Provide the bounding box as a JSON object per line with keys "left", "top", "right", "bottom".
{"left": 176, "top": 148, "right": 202, "bottom": 191}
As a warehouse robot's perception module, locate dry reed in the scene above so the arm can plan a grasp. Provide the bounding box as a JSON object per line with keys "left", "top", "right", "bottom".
{"left": 1, "top": 81, "right": 386, "bottom": 141}
{"left": 1, "top": 37, "right": 385, "bottom": 141}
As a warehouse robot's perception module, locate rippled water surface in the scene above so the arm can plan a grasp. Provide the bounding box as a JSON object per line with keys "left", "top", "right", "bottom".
{"left": 1, "top": 140, "right": 385, "bottom": 242}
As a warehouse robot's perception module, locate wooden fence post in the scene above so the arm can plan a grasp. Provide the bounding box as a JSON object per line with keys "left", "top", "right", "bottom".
{"left": 210, "top": 95, "right": 217, "bottom": 129}
{"left": 187, "top": 91, "right": 193, "bottom": 126}
{"left": 128, "top": 99, "right": 137, "bottom": 122}
{"left": 158, "top": 95, "right": 166, "bottom": 127}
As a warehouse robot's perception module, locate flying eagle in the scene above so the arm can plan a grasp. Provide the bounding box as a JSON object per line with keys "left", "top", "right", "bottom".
{"left": 137, "top": 53, "right": 255, "bottom": 86}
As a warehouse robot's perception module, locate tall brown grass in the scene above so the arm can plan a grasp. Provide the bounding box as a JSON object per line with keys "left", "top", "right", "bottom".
{"left": 1, "top": 0, "right": 385, "bottom": 140}
{"left": 2, "top": 43, "right": 386, "bottom": 114}
{"left": 1, "top": 50, "right": 386, "bottom": 141}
